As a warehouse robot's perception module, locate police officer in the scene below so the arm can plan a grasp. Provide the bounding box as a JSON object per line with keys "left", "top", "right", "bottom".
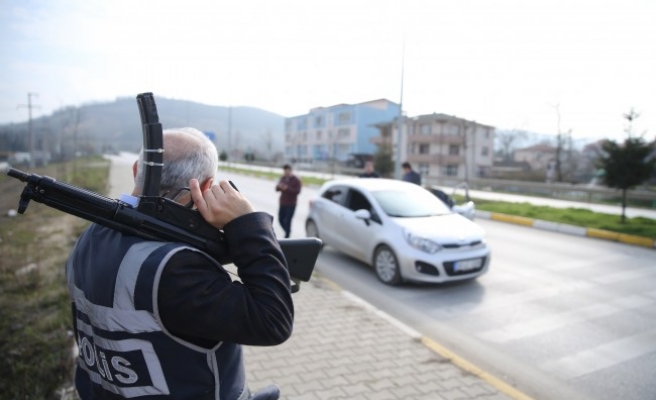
{"left": 66, "top": 127, "right": 291, "bottom": 399}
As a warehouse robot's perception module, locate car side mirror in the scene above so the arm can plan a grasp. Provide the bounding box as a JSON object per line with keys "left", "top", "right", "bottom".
{"left": 354, "top": 209, "right": 372, "bottom": 226}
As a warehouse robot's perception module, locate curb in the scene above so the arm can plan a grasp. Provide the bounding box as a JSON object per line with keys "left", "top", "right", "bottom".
{"left": 317, "top": 276, "right": 535, "bottom": 400}
{"left": 476, "top": 210, "right": 656, "bottom": 249}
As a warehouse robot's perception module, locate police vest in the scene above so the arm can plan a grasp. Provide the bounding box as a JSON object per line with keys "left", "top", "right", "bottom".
{"left": 66, "top": 224, "right": 248, "bottom": 400}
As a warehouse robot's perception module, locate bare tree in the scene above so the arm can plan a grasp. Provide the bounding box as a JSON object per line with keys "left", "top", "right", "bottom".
{"left": 495, "top": 129, "right": 528, "bottom": 161}
{"left": 549, "top": 104, "right": 573, "bottom": 182}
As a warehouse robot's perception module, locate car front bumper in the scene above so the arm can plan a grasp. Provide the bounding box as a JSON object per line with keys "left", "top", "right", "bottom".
{"left": 397, "top": 245, "right": 491, "bottom": 283}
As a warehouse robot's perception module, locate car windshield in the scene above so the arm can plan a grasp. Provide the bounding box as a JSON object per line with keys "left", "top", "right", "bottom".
{"left": 372, "top": 189, "right": 453, "bottom": 218}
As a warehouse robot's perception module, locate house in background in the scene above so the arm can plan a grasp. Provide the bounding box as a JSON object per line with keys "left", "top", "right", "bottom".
{"left": 371, "top": 113, "right": 495, "bottom": 181}
{"left": 513, "top": 143, "right": 557, "bottom": 171}
{"left": 284, "top": 99, "right": 400, "bottom": 165}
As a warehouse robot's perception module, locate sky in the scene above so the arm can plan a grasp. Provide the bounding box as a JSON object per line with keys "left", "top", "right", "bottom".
{"left": 1, "top": 0, "right": 655, "bottom": 143}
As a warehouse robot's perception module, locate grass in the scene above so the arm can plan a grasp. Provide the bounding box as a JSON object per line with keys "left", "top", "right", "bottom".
{"left": 220, "top": 165, "right": 656, "bottom": 240}
{"left": 467, "top": 198, "right": 656, "bottom": 239}
{"left": 0, "top": 156, "right": 109, "bottom": 400}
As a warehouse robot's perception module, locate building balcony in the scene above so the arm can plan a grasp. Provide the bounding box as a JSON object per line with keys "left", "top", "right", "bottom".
{"left": 407, "top": 134, "right": 465, "bottom": 145}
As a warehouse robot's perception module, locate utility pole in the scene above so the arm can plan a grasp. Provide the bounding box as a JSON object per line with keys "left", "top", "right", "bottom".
{"left": 18, "top": 92, "right": 39, "bottom": 168}
{"left": 394, "top": 37, "right": 406, "bottom": 180}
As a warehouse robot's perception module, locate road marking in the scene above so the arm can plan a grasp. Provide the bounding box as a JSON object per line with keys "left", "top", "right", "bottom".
{"left": 433, "top": 281, "right": 595, "bottom": 318}
{"left": 540, "top": 329, "right": 656, "bottom": 379}
{"left": 591, "top": 264, "right": 656, "bottom": 285}
{"left": 477, "top": 295, "right": 653, "bottom": 343}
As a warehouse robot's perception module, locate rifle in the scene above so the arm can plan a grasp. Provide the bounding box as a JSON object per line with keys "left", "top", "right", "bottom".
{"left": 6, "top": 92, "right": 321, "bottom": 292}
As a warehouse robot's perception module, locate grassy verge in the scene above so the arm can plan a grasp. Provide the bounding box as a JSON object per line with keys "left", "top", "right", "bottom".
{"left": 468, "top": 198, "right": 656, "bottom": 239}
{"left": 0, "top": 156, "right": 109, "bottom": 399}
{"left": 220, "top": 165, "right": 656, "bottom": 239}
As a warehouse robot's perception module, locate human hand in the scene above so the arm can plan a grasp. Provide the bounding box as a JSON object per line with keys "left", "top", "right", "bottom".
{"left": 190, "top": 179, "right": 255, "bottom": 229}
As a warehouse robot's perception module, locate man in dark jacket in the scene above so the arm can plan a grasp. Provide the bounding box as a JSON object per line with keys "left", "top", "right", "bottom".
{"left": 358, "top": 161, "right": 380, "bottom": 178}
{"left": 402, "top": 161, "right": 422, "bottom": 185}
{"left": 66, "top": 127, "right": 290, "bottom": 400}
{"left": 275, "top": 164, "right": 302, "bottom": 238}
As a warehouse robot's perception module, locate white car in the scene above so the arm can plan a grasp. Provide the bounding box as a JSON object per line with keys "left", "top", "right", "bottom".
{"left": 306, "top": 178, "right": 491, "bottom": 285}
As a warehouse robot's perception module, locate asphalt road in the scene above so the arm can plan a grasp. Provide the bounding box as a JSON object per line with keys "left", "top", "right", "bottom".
{"left": 107, "top": 154, "right": 656, "bottom": 400}
{"left": 217, "top": 170, "right": 656, "bottom": 400}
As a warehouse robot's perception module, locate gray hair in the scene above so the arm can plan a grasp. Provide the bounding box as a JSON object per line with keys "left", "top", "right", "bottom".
{"left": 135, "top": 127, "right": 219, "bottom": 194}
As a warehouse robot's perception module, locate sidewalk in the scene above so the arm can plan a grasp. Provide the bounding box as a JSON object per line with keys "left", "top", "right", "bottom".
{"left": 243, "top": 277, "right": 517, "bottom": 400}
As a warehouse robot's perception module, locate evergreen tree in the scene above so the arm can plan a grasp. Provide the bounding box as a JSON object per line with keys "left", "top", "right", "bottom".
{"left": 373, "top": 142, "right": 394, "bottom": 178}
{"left": 597, "top": 110, "right": 656, "bottom": 223}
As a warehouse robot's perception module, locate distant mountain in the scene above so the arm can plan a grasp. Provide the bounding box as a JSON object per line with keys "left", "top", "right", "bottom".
{"left": 0, "top": 96, "right": 286, "bottom": 161}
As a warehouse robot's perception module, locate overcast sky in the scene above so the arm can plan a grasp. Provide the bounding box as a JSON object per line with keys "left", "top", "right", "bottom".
{"left": 1, "top": 0, "right": 655, "bottom": 142}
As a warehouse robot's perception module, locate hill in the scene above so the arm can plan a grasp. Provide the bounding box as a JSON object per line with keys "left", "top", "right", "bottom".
{"left": 0, "top": 95, "right": 286, "bottom": 162}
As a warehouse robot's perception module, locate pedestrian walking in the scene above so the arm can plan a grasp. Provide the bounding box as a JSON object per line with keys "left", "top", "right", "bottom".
{"left": 275, "top": 164, "right": 302, "bottom": 238}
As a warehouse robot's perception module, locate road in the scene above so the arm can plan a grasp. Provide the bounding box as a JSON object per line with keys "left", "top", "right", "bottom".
{"left": 219, "top": 170, "right": 656, "bottom": 400}
{"left": 107, "top": 154, "right": 656, "bottom": 400}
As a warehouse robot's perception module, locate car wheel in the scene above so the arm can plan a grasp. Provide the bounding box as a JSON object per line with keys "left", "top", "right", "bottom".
{"left": 373, "top": 245, "right": 401, "bottom": 285}
{"left": 306, "top": 220, "right": 320, "bottom": 240}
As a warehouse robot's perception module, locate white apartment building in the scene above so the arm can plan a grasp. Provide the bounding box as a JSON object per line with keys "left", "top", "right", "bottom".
{"left": 372, "top": 113, "right": 495, "bottom": 181}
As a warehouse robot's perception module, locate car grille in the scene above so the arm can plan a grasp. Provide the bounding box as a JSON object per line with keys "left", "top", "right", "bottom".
{"left": 442, "top": 240, "right": 482, "bottom": 249}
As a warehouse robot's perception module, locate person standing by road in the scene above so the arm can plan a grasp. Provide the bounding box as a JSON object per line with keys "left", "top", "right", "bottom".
{"left": 402, "top": 161, "right": 422, "bottom": 185}
{"left": 66, "top": 127, "right": 290, "bottom": 400}
{"left": 275, "top": 164, "right": 302, "bottom": 238}
{"left": 358, "top": 161, "right": 380, "bottom": 178}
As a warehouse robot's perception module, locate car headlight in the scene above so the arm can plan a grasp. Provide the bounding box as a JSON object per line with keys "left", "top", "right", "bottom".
{"left": 404, "top": 230, "right": 442, "bottom": 254}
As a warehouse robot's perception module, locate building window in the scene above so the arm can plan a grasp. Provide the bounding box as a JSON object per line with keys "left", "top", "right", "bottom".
{"left": 316, "top": 131, "right": 322, "bottom": 140}
{"left": 481, "top": 146, "right": 489, "bottom": 156}
{"left": 419, "top": 144, "right": 429, "bottom": 154}
{"left": 419, "top": 163, "right": 429, "bottom": 176}
{"left": 338, "top": 128, "right": 350, "bottom": 138}
{"left": 420, "top": 124, "right": 431, "bottom": 135}
{"left": 337, "top": 112, "right": 350, "bottom": 124}
{"left": 449, "top": 144, "right": 459, "bottom": 155}
{"left": 446, "top": 165, "right": 458, "bottom": 176}
{"left": 315, "top": 116, "right": 323, "bottom": 127}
